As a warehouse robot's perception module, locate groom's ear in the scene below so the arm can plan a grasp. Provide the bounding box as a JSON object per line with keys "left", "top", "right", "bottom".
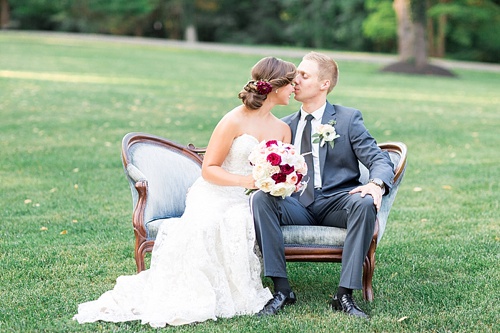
{"left": 320, "top": 80, "right": 330, "bottom": 91}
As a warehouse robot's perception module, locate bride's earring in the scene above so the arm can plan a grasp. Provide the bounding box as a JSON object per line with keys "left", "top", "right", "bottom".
{"left": 275, "top": 89, "right": 279, "bottom": 94}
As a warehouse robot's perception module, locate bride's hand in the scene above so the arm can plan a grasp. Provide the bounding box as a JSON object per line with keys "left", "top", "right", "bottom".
{"left": 241, "top": 174, "right": 256, "bottom": 189}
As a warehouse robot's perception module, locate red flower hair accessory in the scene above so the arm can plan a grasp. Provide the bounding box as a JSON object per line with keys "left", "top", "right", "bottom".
{"left": 256, "top": 80, "right": 273, "bottom": 95}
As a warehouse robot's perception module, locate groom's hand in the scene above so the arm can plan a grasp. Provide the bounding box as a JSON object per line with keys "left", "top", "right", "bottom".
{"left": 349, "top": 183, "right": 383, "bottom": 211}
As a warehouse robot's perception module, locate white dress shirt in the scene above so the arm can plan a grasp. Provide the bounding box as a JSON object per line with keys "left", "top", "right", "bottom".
{"left": 293, "top": 103, "right": 326, "bottom": 189}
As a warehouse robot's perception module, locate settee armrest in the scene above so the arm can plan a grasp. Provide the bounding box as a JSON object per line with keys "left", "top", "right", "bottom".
{"left": 126, "top": 163, "right": 147, "bottom": 182}
{"left": 376, "top": 142, "right": 407, "bottom": 242}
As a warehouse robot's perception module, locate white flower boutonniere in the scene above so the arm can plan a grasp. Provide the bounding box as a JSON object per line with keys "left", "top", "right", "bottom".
{"left": 312, "top": 120, "right": 340, "bottom": 148}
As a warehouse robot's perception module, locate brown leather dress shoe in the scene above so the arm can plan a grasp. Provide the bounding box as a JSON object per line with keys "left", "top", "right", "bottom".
{"left": 332, "top": 294, "right": 369, "bottom": 319}
{"left": 257, "top": 291, "right": 296, "bottom": 316}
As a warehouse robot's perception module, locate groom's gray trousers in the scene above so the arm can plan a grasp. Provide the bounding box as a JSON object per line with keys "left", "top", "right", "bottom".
{"left": 250, "top": 188, "right": 376, "bottom": 290}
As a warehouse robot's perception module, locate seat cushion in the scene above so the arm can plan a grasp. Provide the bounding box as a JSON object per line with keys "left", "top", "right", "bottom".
{"left": 146, "top": 220, "right": 347, "bottom": 247}
{"left": 145, "top": 217, "right": 179, "bottom": 240}
{"left": 282, "top": 225, "right": 347, "bottom": 248}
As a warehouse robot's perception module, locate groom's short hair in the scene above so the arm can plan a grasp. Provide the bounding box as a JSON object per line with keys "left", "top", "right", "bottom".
{"left": 303, "top": 52, "right": 339, "bottom": 93}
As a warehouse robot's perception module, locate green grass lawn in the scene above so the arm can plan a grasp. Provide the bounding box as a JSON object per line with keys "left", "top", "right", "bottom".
{"left": 0, "top": 32, "right": 498, "bottom": 333}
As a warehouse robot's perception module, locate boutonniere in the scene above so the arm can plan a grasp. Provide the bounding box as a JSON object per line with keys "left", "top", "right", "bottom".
{"left": 312, "top": 120, "right": 340, "bottom": 148}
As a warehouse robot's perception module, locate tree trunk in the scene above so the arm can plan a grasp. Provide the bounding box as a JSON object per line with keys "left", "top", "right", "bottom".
{"left": 393, "top": 0, "right": 414, "bottom": 62}
{"left": 185, "top": 24, "right": 197, "bottom": 42}
{"left": 134, "top": 25, "right": 143, "bottom": 37}
{"left": 426, "top": 0, "right": 447, "bottom": 58}
{"left": 436, "top": 11, "right": 447, "bottom": 57}
{"left": 412, "top": 0, "right": 428, "bottom": 68}
{"left": 384, "top": 0, "right": 454, "bottom": 76}
{"left": 413, "top": 21, "right": 427, "bottom": 68}
{"left": 427, "top": 10, "right": 436, "bottom": 57}
{"left": 1, "top": 0, "right": 9, "bottom": 29}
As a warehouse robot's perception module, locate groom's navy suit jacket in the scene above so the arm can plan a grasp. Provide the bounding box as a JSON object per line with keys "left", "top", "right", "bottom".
{"left": 282, "top": 101, "right": 394, "bottom": 197}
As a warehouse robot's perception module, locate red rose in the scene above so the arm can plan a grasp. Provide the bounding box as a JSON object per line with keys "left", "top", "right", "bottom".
{"left": 271, "top": 172, "right": 287, "bottom": 183}
{"left": 267, "top": 152, "right": 282, "bottom": 166}
{"left": 280, "top": 164, "right": 294, "bottom": 175}
{"left": 295, "top": 173, "right": 303, "bottom": 184}
{"left": 266, "top": 140, "right": 278, "bottom": 147}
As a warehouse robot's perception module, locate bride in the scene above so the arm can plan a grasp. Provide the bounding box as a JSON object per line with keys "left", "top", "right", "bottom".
{"left": 73, "top": 56, "right": 296, "bottom": 327}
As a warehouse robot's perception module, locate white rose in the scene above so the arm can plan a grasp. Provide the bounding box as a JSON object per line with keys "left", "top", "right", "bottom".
{"left": 256, "top": 178, "right": 275, "bottom": 193}
{"left": 270, "top": 183, "right": 295, "bottom": 198}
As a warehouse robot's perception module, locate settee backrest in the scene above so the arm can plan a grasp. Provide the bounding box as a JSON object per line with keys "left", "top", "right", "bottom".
{"left": 123, "top": 136, "right": 202, "bottom": 227}
{"left": 123, "top": 133, "right": 406, "bottom": 243}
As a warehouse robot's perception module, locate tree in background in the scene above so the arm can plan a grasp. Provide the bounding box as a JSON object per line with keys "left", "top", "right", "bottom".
{"left": 282, "top": 0, "right": 368, "bottom": 51}
{"left": 363, "top": 0, "right": 397, "bottom": 53}
{"left": 428, "top": 0, "right": 500, "bottom": 63}
{"left": 0, "top": 0, "right": 9, "bottom": 29}
{"left": 8, "top": 0, "right": 64, "bottom": 30}
{"left": 94, "top": 0, "right": 154, "bottom": 36}
{"left": 50, "top": 0, "right": 155, "bottom": 36}
{"left": 4, "top": 0, "right": 499, "bottom": 63}
{"left": 364, "top": 0, "right": 500, "bottom": 64}
{"left": 427, "top": 0, "right": 449, "bottom": 59}
{"left": 196, "top": 0, "right": 287, "bottom": 45}
{"left": 379, "top": 0, "right": 454, "bottom": 76}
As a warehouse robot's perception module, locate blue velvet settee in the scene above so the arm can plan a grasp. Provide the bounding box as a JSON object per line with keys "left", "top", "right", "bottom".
{"left": 121, "top": 132, "right": 407, "bottom": 301}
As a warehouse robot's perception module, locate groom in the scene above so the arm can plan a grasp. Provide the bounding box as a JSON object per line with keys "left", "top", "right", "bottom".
{"left": 251, "top": 51, "right": 394, "bottom": 319}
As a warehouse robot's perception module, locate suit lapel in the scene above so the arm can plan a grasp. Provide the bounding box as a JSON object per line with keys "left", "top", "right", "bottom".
{"left": 319, "top": 102, "right": 336, "bottom": 176}
{"left": 288, "top": 111, "right": 301, "bottom": 143}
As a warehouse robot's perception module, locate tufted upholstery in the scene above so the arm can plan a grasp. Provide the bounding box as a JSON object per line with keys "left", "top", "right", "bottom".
{"left": 122, "top": 133, "right": 407, "bottom": 300}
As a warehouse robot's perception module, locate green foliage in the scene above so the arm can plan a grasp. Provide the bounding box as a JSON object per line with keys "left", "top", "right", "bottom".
{"left": 428, "top": 0, "right": 500, "bottom": 62}
{"left": 1, "top": 31, "right": 499, "bottom": 333}
{"left": 199, "top": 0, "right": 288, "bottom": 45}
{"left": 50, "top": 0, "right": 157, "bottom": 35}
{"left": 5, "top": 0, "right": 500, "bottom": 62}
{"left": 410, "top": 0, "right": 426, "bottom": 24}
{"left": 9, "top": 0, "right": 66, "bottom": 30}
{"left": 282, "top": 0, "right": 368, "bottom": 51}
{"left": 363, "top": 0, "right": 397, "bottom": 52}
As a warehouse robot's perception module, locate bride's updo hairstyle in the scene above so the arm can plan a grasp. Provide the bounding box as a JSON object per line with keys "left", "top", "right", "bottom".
{"left": 238, "top": 57, "right": 296, "bottom": 110}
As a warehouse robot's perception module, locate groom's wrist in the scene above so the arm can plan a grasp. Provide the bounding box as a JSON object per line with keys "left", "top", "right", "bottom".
{"left": 369, "top": 178, "right": 385, "bottom": 194}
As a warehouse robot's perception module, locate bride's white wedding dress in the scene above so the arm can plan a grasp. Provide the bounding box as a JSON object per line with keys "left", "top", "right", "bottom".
{"left": 73, "top": 134, "right": 272, "bottom": 327}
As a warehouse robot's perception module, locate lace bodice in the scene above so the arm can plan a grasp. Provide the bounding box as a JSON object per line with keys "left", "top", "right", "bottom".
{"left": 221, "top": 134, "right": 258, "bottom": 175}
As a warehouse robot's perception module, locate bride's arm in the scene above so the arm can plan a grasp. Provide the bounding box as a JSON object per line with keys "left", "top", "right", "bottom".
{"left": 201, "top": 116, "right": 255, "bottom": 188}
{"left": 282, "top": 121, "right": 292, "bottom": 144}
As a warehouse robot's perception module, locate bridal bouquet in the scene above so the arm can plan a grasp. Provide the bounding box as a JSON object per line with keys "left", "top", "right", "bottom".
{"left": 247, "top": 140, "right": 308, "bottom": 198}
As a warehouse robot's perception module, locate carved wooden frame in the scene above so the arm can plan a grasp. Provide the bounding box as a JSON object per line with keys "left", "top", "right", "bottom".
{"left": 121, "top": 132, "right": 204, "bottom": 272}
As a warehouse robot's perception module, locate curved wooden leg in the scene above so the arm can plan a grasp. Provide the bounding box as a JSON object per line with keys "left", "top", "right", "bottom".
{"left": 135, "top": 240, "right": 155, "bottom": 273}
{"left": 135, "top": 250, "right": 146, "bottom": 273}
{"left": 362, "top": 237, "right": 377, "bottom": 301}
